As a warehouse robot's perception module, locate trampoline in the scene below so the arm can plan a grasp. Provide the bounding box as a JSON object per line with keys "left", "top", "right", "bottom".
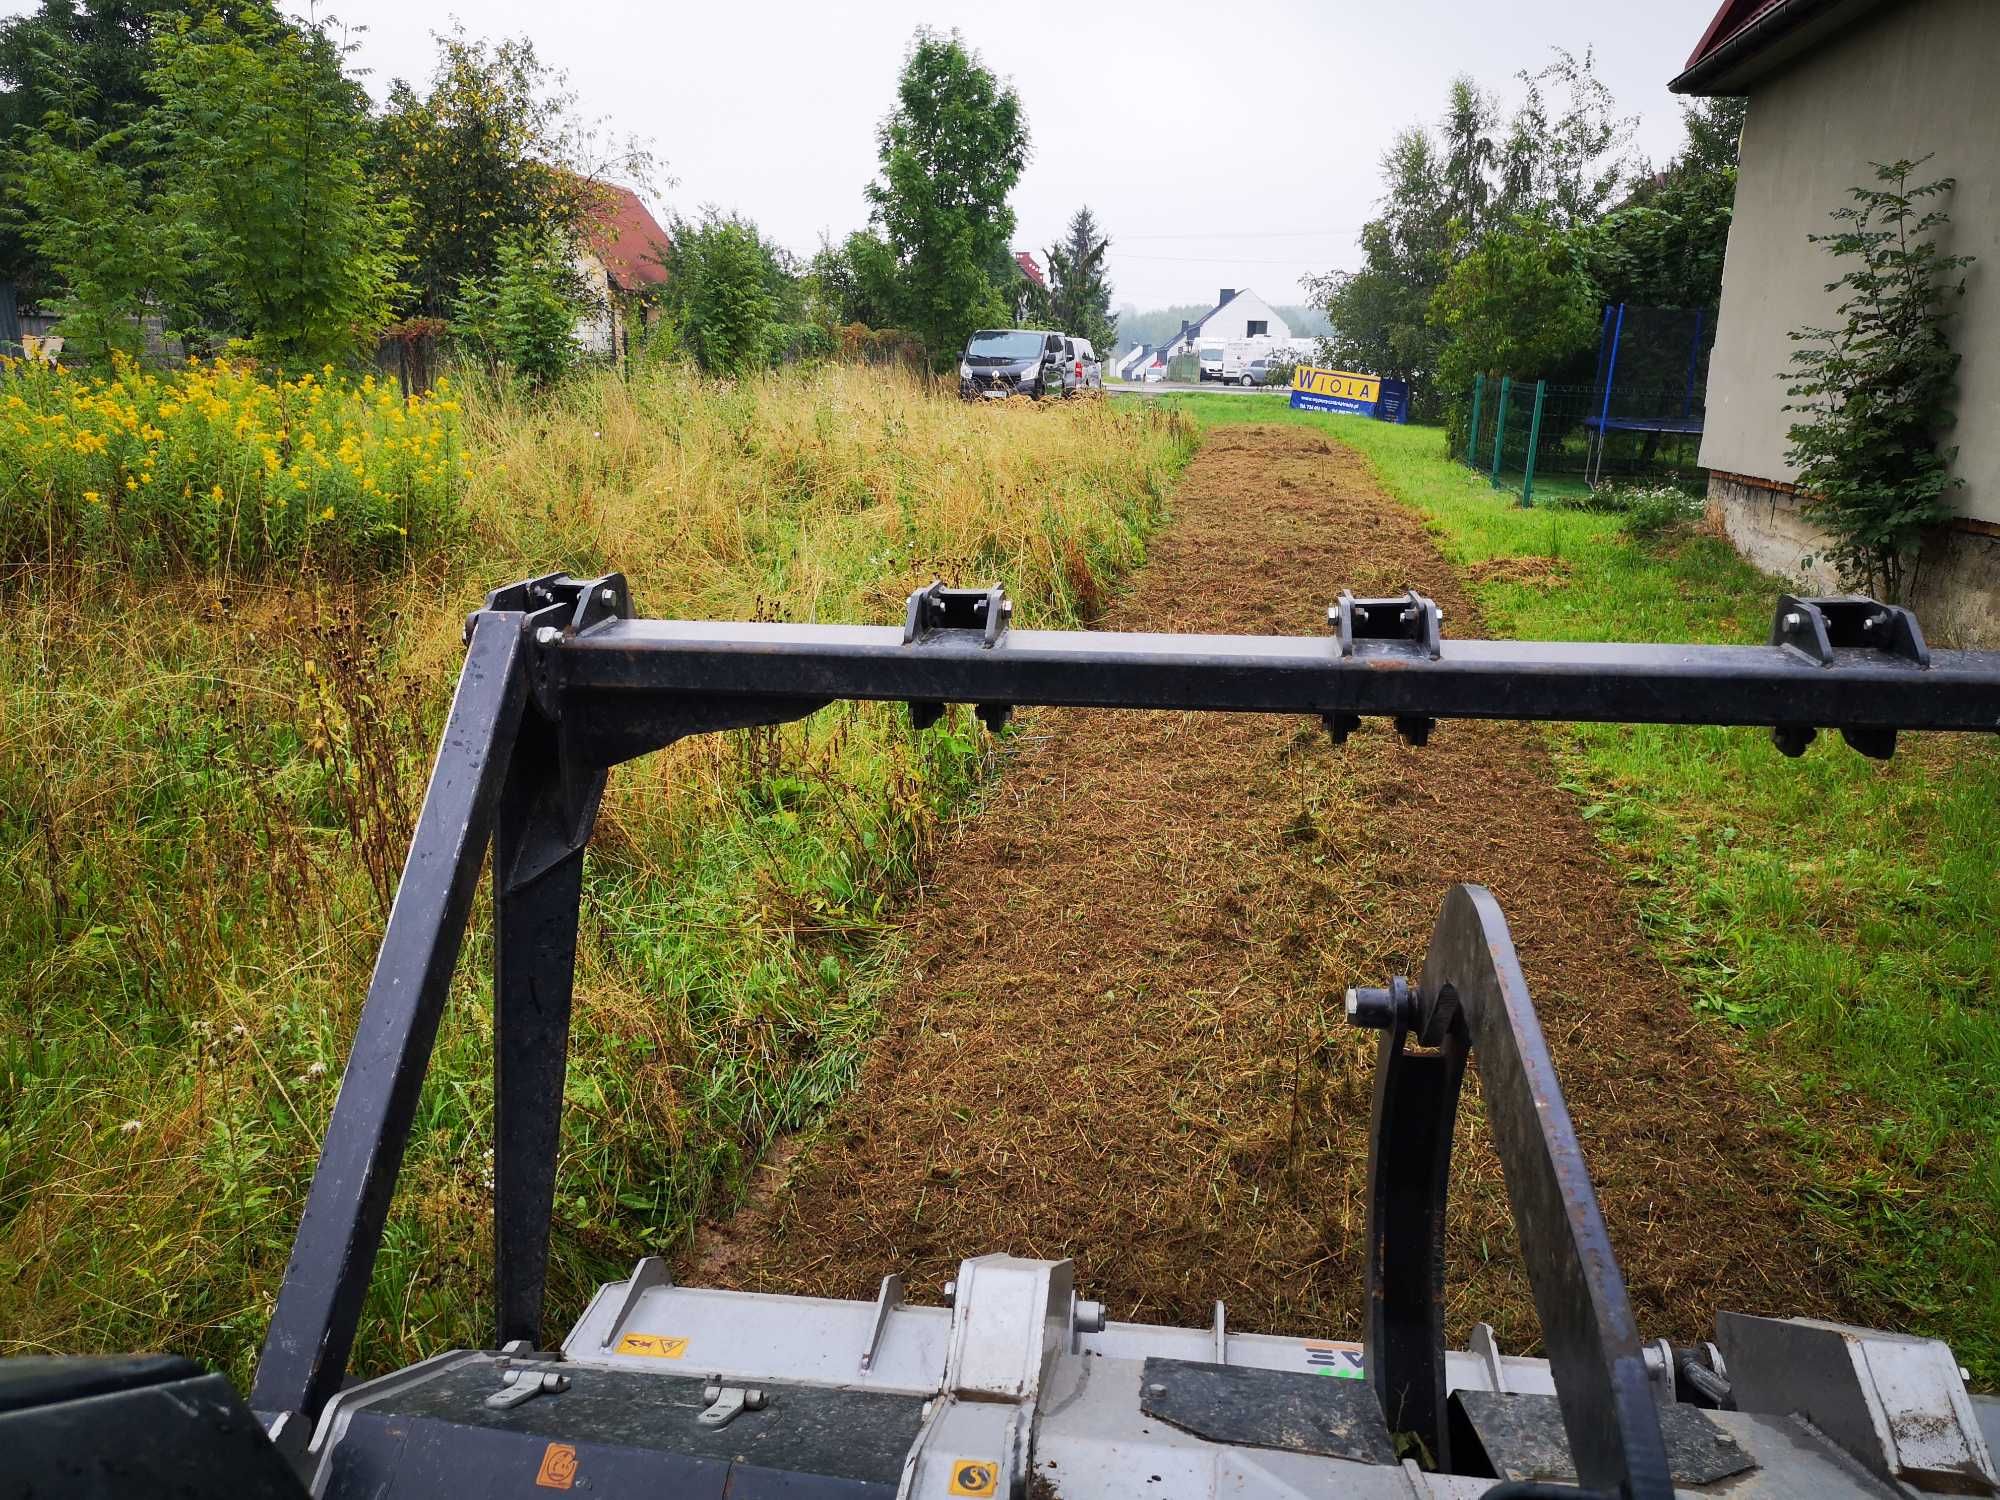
{"left": 1583, "top": 303, "right": 1713, "bottom": 486}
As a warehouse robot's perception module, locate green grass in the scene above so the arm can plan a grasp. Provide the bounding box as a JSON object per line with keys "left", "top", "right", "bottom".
{"left": 1129, "top": 392, "right": 2000, "bottom": 1381}
{"left": 0, "top": 364, "right": 1196, "bottom": 1387}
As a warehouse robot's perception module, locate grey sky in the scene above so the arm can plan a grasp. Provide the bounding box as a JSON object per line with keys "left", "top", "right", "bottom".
{"left": 12, "top": 0, "right": 1728, "bottom": 309}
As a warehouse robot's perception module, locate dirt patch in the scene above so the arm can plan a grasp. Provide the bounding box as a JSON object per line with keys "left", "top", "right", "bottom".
{"left": 685, "top": 425, "right": 1845, "bottom": 1352}
{"left": 1468, "top": 554, "right": 1572, "bottom": 591}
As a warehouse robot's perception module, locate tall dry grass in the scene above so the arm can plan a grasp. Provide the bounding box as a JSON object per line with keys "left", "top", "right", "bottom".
{"left": 0, "top": 360, "right": 1194, "bottom": 1386}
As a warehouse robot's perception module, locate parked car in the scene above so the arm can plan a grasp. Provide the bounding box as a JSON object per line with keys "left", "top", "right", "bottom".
{"left": 1069, "top": 337, "right": 1102, "bottom": 390}
{"left": 1238, "top": 358, "right": 1284, "bottom": 387}
{"left": 959, "top": 329, "right": 1066, "bottom": 399}
{"left": 1197, "top": 348, "right": 1223, "bottom": 382}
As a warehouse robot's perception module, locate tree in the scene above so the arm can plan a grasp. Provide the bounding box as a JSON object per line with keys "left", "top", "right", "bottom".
{"left": 1431, "top": 213, "right": 1600, "bottom": 397}
{"left": 452, "top": 227, "right": 591, "bottom": 386}
{"left": 1676, "top": 96, "right": 1747, "bottom": 179}
{"left": 659, "top": 209, "right": 778, "bottom": 376}
{"left": 145, "top": 7, "right": 404, "bottom": 367}
{"left": 1307, "top": 128, "right": 1453, "bottom": 416}
{"left": 1440, "top": 77, "right": 1498, "bottom": 237}
{"left": 1496, "top": 48, "right": 1635, "bottom": 229}
{"left": 866, "top": 29, "right": 1029, "bottom": 365}
{"left": 0, "top": 0, "right": 171, "bottom": 302}
{"left": 1785, "top": 160, "right": 1974, "bottom": 601}
{"left": 807, "top": 229, "right": 901, "bottom": 330}
{"left": 375, "top": 28, "right": 656, "bottom": 318}
{"left": 1047, "top": 206, "right": 1115, "bottom": 352}
{"left": 13, "top": 106, "right": 166, "bottom": 364}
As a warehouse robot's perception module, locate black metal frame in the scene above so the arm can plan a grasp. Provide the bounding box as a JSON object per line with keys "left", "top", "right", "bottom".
{"left": 1349, "top": 886, "right": 1670, "bottom": 1499}
{"left": 249, "top": 572, "right": 2000, "bottom": 1447}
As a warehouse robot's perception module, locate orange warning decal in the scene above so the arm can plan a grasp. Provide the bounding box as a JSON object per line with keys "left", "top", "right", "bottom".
{"left": 535, "top": 1442, "right": 579, "bottom": 1489}
{"left": 615, "top": 1332, "right": 689, "bottom": 1358}
{"left": 948, "top": 1458, "right": 999, "bottom": 1497}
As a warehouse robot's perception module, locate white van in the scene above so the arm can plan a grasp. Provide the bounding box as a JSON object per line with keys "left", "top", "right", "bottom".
{"left": 1067, "top": 337, "right": 1102, "bottom": 390}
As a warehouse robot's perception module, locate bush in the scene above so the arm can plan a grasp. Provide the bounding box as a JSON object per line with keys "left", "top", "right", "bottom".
{"left": 452, "top": 230, "right": 595, "bottom": 388}
{"left": 1546, "top": 478, "right": 1703, "bottom": 538}
{"left": 0, "top": 355, "right": 464, "bottom": 574}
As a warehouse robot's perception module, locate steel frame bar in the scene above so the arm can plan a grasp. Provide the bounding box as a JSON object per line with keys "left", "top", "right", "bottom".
{"left": 551, "top": 618, "right": 2000, "bottom": 754}
{"left": 1357, "top": 884, "right": 1672, "bottom": 1499}
{"left": 250, "top": 610, "right": 533, "bottom": 1428}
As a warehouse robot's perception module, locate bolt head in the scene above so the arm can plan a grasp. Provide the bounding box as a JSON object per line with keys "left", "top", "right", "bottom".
{"left": 599, "top": 586, "right": 617, "bottom": 605}
{"left": 1783, "top": 611, "right": 1803, "bottom": 630}
{"left": 534, "top": 625, "right": 562, "bottom": 646}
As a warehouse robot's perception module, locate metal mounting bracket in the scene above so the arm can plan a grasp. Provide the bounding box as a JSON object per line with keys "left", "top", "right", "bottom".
{"left": 904, "top": 582, "right": 1014, "bottom": 733}
{"left": 1769, "top": 595, "right": 1930, "bottom": 760}
{"left": 1326, "top": 590, "right": 1443, "bottom": 747}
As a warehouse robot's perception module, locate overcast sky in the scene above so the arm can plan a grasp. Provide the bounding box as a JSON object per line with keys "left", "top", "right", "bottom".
{"left": 13, "top": 0, "right": 1727, "bottom": 310}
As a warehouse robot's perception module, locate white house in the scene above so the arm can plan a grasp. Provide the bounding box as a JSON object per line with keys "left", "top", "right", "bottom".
{"left": 1157, "top": 289, "right": 1291, "bottom": 357}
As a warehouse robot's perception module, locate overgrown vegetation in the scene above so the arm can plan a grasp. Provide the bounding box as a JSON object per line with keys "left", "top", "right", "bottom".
{"left": 0, "top": 355, "right": 464, "bottom": 571}
{"left": 1146, "top": 393, "right": 2000, "bottom": 1382}
{"left": 0, "top": 363, "right": 1195, "bottom": 1387}
{"left": 1308, "top": 54, "right": 1743, "bottom": 420}
{"left": 1785, "top": 160, "right": 1973, "bottom": 601}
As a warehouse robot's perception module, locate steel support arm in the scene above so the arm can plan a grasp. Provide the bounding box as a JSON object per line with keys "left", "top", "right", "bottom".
{"left": 1350, "top": 884, "right": 1671, "bottom": 1500}
{"left": 251, "top": 610, "right": 534, "bottom": 1431}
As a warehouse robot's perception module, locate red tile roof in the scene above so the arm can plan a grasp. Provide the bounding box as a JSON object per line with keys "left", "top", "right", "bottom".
{"left": 1015, "top": 251, "right": 1045, "bottom": 288}
{"left": 588, "top": 186, "right": 671, "bottom": 292}
{"left": 1683, "top": 0, "right": 1787, "bottom": 72}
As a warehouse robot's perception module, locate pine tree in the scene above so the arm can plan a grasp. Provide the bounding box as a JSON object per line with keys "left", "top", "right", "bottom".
{"left": 1046, "top": 206, "right": 1115, "bottom": 352}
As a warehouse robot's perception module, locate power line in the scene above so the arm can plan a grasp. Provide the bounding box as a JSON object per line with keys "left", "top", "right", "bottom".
{"left": 1114, "top": 252, "right": 1347, "bottom": 265}
{"left": 1116, "top": 228, "right": 1362, "bottom": 241}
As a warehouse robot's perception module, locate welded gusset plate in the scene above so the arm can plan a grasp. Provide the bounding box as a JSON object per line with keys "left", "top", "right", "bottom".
{"left": 1453, "top": 1389, "right": 1756, "bottom": 1486}
{"left": 1138, "top": 1356, "right": 1400, "bottom": 1465}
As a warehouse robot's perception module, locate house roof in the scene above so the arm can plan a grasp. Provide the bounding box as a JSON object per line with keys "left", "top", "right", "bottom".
{"left": 1162, "top": 288, "right": 1258, "bottom": 351}
{"left": 1015, "top": 251, "right": 1046, "bottom": 288}
{"left": 586, "top": 186, "right": 671, "bottom": 292}
{"left": 1671, "top": 0, "right": 1891, "bottom": 94}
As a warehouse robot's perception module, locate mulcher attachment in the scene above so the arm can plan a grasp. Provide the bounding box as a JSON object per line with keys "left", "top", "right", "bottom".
{"left": 9, "top": 572, "right": 1997, "bottom": 1499}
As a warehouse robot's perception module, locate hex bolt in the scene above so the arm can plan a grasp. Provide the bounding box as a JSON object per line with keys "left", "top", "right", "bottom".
{"left": 1782, "top": 611, "right": 1803, "bottom": 631}
{"left": 1346, "top": 977, "right": 1415, "bottom": 1030}
{"left": 534, "top": 625, "right": 562, "bottom": 646}
{"left": 599, "top": 586, "right": 618, "bottom": 605}
{"left": 941, "top": 1280, "right": 957, "bottom": 1307}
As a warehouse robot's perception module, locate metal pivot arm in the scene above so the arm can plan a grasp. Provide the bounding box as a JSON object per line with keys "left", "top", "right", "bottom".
{"left": 251, "top": 606, "right": 534, "bottom": 1435}
{"left": 1348, "top": 884, "right": 1671, "bottom": 1500}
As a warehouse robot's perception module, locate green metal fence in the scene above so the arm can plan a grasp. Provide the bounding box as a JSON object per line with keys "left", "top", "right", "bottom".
{"left": 1457, "top": 375, "right": 1707, "bottom": 505}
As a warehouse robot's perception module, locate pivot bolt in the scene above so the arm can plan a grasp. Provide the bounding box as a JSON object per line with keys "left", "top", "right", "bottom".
{"left": 534, "top": 625, "right": 562, "bottom": 646}
{"left": 1346, "top": 977, "right": 1416, "bottom": 1030}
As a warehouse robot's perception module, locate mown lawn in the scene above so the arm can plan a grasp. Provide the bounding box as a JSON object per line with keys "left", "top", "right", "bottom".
{"left": 1132, "top": 392, "right": 2000, "bottom": 1383}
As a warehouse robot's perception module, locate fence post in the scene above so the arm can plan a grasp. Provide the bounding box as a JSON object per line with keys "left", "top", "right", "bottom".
{"left": 1489, "top": 376, "right": 1512, "bottom": 488}
{"left": 1520, "top": 380, "right": 1547, "bottom": 507}
{"left": 1466, "top": 374, "right": 1485, "bottom": 466}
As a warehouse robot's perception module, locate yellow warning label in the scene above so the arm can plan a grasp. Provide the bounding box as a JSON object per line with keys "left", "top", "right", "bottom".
{"left": 948, "top": 1458, "right": 999, "bottom": 1497}
{"left": 535, "top": 1442, "right": 578, "bottom": 1489}
{"left": 615, "top": 1332, "right": 689, "bottom": 1359}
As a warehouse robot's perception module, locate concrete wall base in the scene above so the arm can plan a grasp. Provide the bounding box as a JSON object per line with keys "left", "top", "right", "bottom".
{"left": 1705, "top": 473, "right": 2000, "bottom": 649}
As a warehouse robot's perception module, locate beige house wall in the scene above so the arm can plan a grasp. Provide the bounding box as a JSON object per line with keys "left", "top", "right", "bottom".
{"left": 1699, "top": 0, "right": 2000, "bottom": 526}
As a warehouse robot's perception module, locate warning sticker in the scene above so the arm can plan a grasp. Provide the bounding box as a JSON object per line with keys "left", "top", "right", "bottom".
{"left": 1305, "top": 1342, "right": 1365, "bottom": 1380}
{"left": 535, "top": 1442, "right": 579, "bottom": 1489}
{"left": 615, "top": 1332, "right": 689, "bottom": 1359}
{"left": 947, "top": 1458, "right": 999, "bottom": 1497}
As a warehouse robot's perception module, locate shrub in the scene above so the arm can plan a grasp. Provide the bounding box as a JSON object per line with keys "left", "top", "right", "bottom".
{"left": 1785, "top": 159, "right": 1974, "bottom": 601}
{"left": 0, "top": 355, "right": 464, "bottom": 574}
{"left": 452, "top": 229, "right": 596, "bottom": 388}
